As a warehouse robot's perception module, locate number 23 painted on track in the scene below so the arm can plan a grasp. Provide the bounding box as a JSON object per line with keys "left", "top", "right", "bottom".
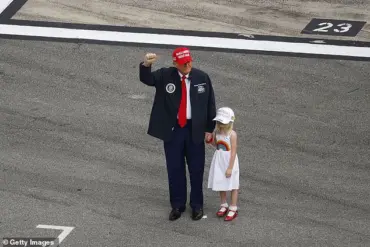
{"left": 313, "top": 22, "right": 352, "bottom": 33}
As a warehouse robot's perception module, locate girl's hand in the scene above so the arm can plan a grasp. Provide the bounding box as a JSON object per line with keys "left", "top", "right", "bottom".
{"left": 205, "top": 132, "right": 213, "bottom": 143}
{"left": 205, "top": 136, "right": 213, "bottom": 144}
{"left": 225, "top": 168, "right": 232, "bottom": 178}
{"left": 206, "top": 132, "right": 216, "bottom": 147}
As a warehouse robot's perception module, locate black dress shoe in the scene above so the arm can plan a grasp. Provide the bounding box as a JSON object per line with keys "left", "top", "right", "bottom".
{"left": 191, "top": 209, "right": 203, "bottom": 221}
{"left": 169, "top": 208, "right": 182, "bottom": 221}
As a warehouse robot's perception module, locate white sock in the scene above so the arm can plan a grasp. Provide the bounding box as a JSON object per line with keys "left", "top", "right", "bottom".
{"left": 229, "top": 205, "right": 237, "bottom": 211}
{"left": 221, "top": 202, "right": 228, "bottom": 207}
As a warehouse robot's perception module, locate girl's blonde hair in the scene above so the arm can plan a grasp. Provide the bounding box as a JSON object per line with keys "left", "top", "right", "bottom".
{"left": 215, "top": 121, "right": 233, "bottom": 134}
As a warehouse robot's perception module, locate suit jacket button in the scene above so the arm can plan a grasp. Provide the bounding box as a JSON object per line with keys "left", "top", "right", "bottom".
{"left": 172, "top": 127, "right": 174, "bottom": 131}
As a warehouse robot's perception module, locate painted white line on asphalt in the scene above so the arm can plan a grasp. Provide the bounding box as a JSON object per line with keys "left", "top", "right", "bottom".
{"left": 36, "top": 225, "right": 75, "bottom": 244}
{"left": 0, "top": 0, "right": 13, "bottom": 15}
{"left": 0, "top": 24, "right": 370, "bottom": 58}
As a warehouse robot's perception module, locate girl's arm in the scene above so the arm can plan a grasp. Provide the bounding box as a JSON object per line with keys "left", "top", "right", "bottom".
{"left": 228, "top": 131, "right": 237, "bottom": 169}
{"left": 210, "top": 131, "right": 217, "bottom": 147}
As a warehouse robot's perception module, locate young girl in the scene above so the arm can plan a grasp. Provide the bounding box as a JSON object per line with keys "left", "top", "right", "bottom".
{"left": 207, "top": 107, "right": 240, "bottom": 221}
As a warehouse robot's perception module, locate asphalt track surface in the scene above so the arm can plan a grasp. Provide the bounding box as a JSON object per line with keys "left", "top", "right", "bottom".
{"left": 1, "top": 38, "right": 370, "bottom": 247}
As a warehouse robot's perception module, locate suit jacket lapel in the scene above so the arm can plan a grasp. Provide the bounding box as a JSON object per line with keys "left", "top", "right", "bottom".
{"left": 188, "top": 71, "right": 196, "bottom": 103}
{"left": 168, "top": 69, "right": 182, "bottom": 112}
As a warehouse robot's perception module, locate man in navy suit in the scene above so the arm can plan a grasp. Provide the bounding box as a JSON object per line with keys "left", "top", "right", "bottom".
{"left": 139, "top": 47, "right": 216, "bottom": 221}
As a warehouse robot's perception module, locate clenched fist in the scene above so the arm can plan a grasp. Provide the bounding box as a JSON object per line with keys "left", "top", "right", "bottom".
{"left": 143, "top": 53, "right": 157, "bottom": 67}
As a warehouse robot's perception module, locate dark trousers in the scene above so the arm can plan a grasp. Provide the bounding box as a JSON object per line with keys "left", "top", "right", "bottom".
{"left": 163, "top": 120, "right": 205, "bottom": 211}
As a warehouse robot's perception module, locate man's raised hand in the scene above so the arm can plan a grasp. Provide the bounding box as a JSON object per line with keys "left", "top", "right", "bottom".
{"left": 143, "top": 53, "right": 157, "bottom": 67}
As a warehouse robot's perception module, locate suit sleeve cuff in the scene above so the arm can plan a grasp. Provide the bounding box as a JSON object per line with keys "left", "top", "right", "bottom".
{"left": 140, "top": 62, "right": 151, "bottom": 68}
{"left": 206, "top": 123, "right": 215, "bottom": 133}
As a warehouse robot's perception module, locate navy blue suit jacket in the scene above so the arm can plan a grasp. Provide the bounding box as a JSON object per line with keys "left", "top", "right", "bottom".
{"left": 139, "top": 62, "right": 216, "bottom": 144}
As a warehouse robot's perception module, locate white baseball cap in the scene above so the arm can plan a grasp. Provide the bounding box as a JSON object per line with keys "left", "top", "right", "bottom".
{"left": 213, "top": 107, "right": 235, "bottom": 124}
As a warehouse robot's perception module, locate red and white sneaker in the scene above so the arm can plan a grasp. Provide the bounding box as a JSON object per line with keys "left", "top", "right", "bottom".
{"left": 224, "top": 209, "right": 238, "bottom": 221}
{"left": 216, "top": 206, "right": 228, "bottom": 217}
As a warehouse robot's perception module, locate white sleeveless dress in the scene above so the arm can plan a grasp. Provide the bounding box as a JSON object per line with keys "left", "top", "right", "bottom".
{"left": 207, "top": 132, "right": 240, "bottom": 191}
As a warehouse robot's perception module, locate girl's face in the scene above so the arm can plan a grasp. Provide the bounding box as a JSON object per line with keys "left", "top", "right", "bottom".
{"left": 218, "top": 123, "right": 228, "bottom": 128}
{"left": 217, "top": 122, "right": 231, "bottom": 133}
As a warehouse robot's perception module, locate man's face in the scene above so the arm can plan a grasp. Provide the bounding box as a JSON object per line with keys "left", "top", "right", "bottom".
{"left": 174, "top": 61, "right": 192, "bottom": 75}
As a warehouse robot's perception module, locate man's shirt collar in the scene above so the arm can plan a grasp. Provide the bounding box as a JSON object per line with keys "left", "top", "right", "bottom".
{"left": 178, "top": 71, "right": 189, "bottom": 79}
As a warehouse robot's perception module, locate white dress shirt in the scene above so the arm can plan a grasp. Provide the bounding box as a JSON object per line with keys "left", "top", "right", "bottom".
{"left": 178, "top": 71, "right": 191, "bottom": 119}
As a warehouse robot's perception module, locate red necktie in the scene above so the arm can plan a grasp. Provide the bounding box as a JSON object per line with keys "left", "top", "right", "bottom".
{"left": 178, "top": 75, "right": 187, "bottom": 127}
